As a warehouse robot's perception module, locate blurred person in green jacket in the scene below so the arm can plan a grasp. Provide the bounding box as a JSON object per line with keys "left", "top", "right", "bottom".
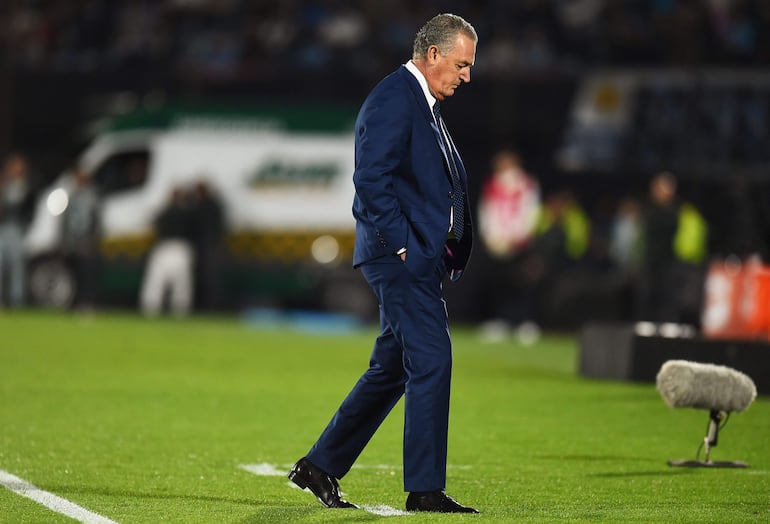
{"left": 504, "top": 189, "right": 590, "bottom": 333}
{"left": 534, "top": 189, "right": 590, "bottom": 265}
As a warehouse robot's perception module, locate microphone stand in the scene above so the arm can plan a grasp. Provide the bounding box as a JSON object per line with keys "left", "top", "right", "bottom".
{"left": 703, "top": 409, "right": 722, "bottom": 462}
{"left": 667, "top": 410, "right": 748, "bottom": 468}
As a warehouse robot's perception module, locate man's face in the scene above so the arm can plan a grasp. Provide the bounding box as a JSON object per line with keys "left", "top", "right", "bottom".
{"left": 425, "top": 33, "right": 476, "bottom": 101}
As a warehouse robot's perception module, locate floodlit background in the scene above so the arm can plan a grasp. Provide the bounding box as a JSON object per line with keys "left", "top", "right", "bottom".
{"left": 2, "top": 1, "right": 770, "bottom": 328}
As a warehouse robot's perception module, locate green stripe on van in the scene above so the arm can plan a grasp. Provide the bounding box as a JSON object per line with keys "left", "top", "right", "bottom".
{"left": 106, "top": 102, "right": 357, "bottom": 134}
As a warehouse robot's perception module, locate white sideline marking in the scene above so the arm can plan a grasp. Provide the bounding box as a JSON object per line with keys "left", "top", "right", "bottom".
{"left": 240, "top": 464, "right": 412, "bottom": 517}
{"left": 0, "top": 470, "right": 118, "bottom": 524}
{"left": 360, "top": 505, "right": 412, "bottom": 516}
{"left": 239, "top": 463, "right": 285, "bottom": 476}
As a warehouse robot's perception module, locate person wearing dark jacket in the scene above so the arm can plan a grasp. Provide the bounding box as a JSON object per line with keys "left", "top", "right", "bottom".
{"left": 288, "top": 13, "right": 478, "bottom": 514}
{"left": 139, "top": 186, "right": 196, "bottom": 316}
{"left": 0, "top": 153, "right": 35, "bottom": 308}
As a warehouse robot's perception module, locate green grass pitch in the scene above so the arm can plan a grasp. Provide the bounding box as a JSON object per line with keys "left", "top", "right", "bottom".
{"left": 0, "top": 310, "right": 768, "bottom": 522}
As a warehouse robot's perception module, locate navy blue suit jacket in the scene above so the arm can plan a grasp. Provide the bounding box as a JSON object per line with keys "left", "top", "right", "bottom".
{"left": 352, "top": 65, "right": 473, "bottom": 281}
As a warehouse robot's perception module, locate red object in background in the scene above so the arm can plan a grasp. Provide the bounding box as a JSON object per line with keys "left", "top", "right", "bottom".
{"left": 738, "top": 259, "right": 770, "bottom": 338}
{"left": 702, "top": 258, "right": 770, "bottom": 340}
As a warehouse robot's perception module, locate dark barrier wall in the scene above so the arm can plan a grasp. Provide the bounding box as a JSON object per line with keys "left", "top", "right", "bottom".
{"left": 580, "top": 323, "right": 770, "bottom": 395}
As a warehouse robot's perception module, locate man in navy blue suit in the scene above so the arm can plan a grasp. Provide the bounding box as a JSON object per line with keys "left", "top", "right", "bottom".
{"left": 289, "top": 13, "right": 478, "bottom": 514}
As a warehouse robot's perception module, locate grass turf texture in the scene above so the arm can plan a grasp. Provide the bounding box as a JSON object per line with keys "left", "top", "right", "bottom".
{"left": 0, "top": 311, "right": 768, "bottom": 523}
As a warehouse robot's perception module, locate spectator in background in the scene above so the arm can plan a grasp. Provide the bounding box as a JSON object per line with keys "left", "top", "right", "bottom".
{"left": 0, "top": 153, "right": 34, "bottom": 308}
{"left": 477, "top": 149, "right": 541, "bottom": 337}
{"left": 533, "top": 189, "right": 590, "bottom": 271}
{"left": 637, "top": 172, "right": 679, "bottom": 321}
{"left": 523, "top": 189, "right": 590, "bottom": 327}
{"left": 140, "top": 185, "right": 195, "bottom": 317}
{"left": 609, "top": 197, "right": 642, "bottom": 273}
{"left": 637, "top": 171, "right": 708, "bottom": 323}
{"left": 60, "top": 167, "right": 101, "bottom": 311}
{"left": 6, "top": 0, "right": 770, "bottom": 78}
{"left": 478, "top": 149, "right": 540, "bottom": 259}
{"left": 608, "top": 196, "right": 642, "bottom": 320}
{"left": 480, "top": 188, "right": 591, "bottom": 332}
{"left": 190, "top": 180, "right": 225, "bottom": 311}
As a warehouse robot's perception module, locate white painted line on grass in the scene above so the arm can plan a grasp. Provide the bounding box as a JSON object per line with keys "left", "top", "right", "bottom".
{"left": 239, "top": 463, "right": 286, "bottom": 476}
{"left": 240, "top": 464, "right": 412, "bottom": 517}
{"left": 0, "top": 470, "right": 118, "bottom": 524}
{"left": 360, "top": 505, "right": 412, "bottom": 516}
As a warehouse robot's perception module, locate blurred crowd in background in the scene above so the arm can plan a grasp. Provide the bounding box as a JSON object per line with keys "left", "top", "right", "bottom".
{"left": 3, "top": 0, "right": 770, "bottom": 333}
{"left": 4, "top": 0, "right": 770, "bottom": 79}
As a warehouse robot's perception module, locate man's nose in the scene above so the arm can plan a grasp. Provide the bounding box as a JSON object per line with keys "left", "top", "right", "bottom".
{"left": 460, "top": 68, "right": 471, "bottom": 83}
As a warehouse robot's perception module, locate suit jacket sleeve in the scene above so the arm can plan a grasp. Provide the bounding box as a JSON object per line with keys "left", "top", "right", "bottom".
{"left": 352, "top": 81, "right": 411, "bottom": 253}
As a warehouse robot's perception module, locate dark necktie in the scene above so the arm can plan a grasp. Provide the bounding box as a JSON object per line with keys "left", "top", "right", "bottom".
{"left": 433, "top": 101, "right": 465, "bottom": 241}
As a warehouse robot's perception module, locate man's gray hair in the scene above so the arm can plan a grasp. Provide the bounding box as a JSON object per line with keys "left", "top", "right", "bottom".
{"left": 412, "top": 13, "right": 477, "bottom": 60}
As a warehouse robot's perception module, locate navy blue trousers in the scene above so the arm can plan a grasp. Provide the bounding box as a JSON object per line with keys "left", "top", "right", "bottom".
{"left": 306, "top": 256, "right": 452, "bottom": 492}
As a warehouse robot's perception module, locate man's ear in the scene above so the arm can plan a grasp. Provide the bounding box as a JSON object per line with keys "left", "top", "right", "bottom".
{"left": 428, "top": 45, "right": 440, "bottom": 63}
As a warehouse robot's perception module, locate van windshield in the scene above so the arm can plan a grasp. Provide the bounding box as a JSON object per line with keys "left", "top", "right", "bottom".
{"left": 93, "top": 150, "right": 150, "bottom": 195}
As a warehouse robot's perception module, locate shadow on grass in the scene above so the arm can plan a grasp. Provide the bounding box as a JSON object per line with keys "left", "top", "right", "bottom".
{"left": 42, "top": 484, "right": 261, "bottom": 506}
{"left": 42, "top": 484, "right": 389, "bottom": 522}
{"left": 590, "top": 469, "right": 696, "bottom": 478}
{"left": 535, "top": 454, "right": 699, "bottom": 477}
{"left": 535, "top": 454, "right": 659, "bottom": 463}
{"left": 239, "top": 506, "right": 382, "bottom": 523}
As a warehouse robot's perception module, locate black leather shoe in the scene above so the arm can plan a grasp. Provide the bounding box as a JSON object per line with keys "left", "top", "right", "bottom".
{"left": 406, "top": 491, "right": 479, "bottom": 513}
{"left": 288, "top": 457, "right": 357, "bottom": 509}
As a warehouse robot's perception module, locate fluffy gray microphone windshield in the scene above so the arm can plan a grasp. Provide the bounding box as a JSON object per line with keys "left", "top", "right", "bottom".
{"left": 656, "top": 360, "right": 757, "bottom": 413}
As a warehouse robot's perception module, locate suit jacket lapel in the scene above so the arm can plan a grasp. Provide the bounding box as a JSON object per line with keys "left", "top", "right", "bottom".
{"left": 398, "top": 66, "right": 455, "bottom": 185}
{"left": 399, "top": 65, "right": 433, "bottom": 123}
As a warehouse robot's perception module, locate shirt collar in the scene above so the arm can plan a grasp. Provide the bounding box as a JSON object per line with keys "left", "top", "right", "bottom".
{"left": 405, "top": 60, "right": 437, "bottom": 119}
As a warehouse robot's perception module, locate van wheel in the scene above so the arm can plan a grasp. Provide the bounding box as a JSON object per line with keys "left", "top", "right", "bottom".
{"left": 28, "top": 258, "right": 76, "bottom": 308}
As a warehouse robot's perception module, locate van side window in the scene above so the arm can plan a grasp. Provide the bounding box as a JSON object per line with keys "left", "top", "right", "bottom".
{"left": 93, "top": 151, "right": 150, "bottom": 195}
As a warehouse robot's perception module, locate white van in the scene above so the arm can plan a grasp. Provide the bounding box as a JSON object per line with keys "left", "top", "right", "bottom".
{"left": 25, "top": 104, "right": 373, "bottom": 314}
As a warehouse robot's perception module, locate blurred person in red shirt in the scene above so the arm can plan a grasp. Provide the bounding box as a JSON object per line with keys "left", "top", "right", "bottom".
{"left": 478, "top": 149, "right": 540, "bottom": 258}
